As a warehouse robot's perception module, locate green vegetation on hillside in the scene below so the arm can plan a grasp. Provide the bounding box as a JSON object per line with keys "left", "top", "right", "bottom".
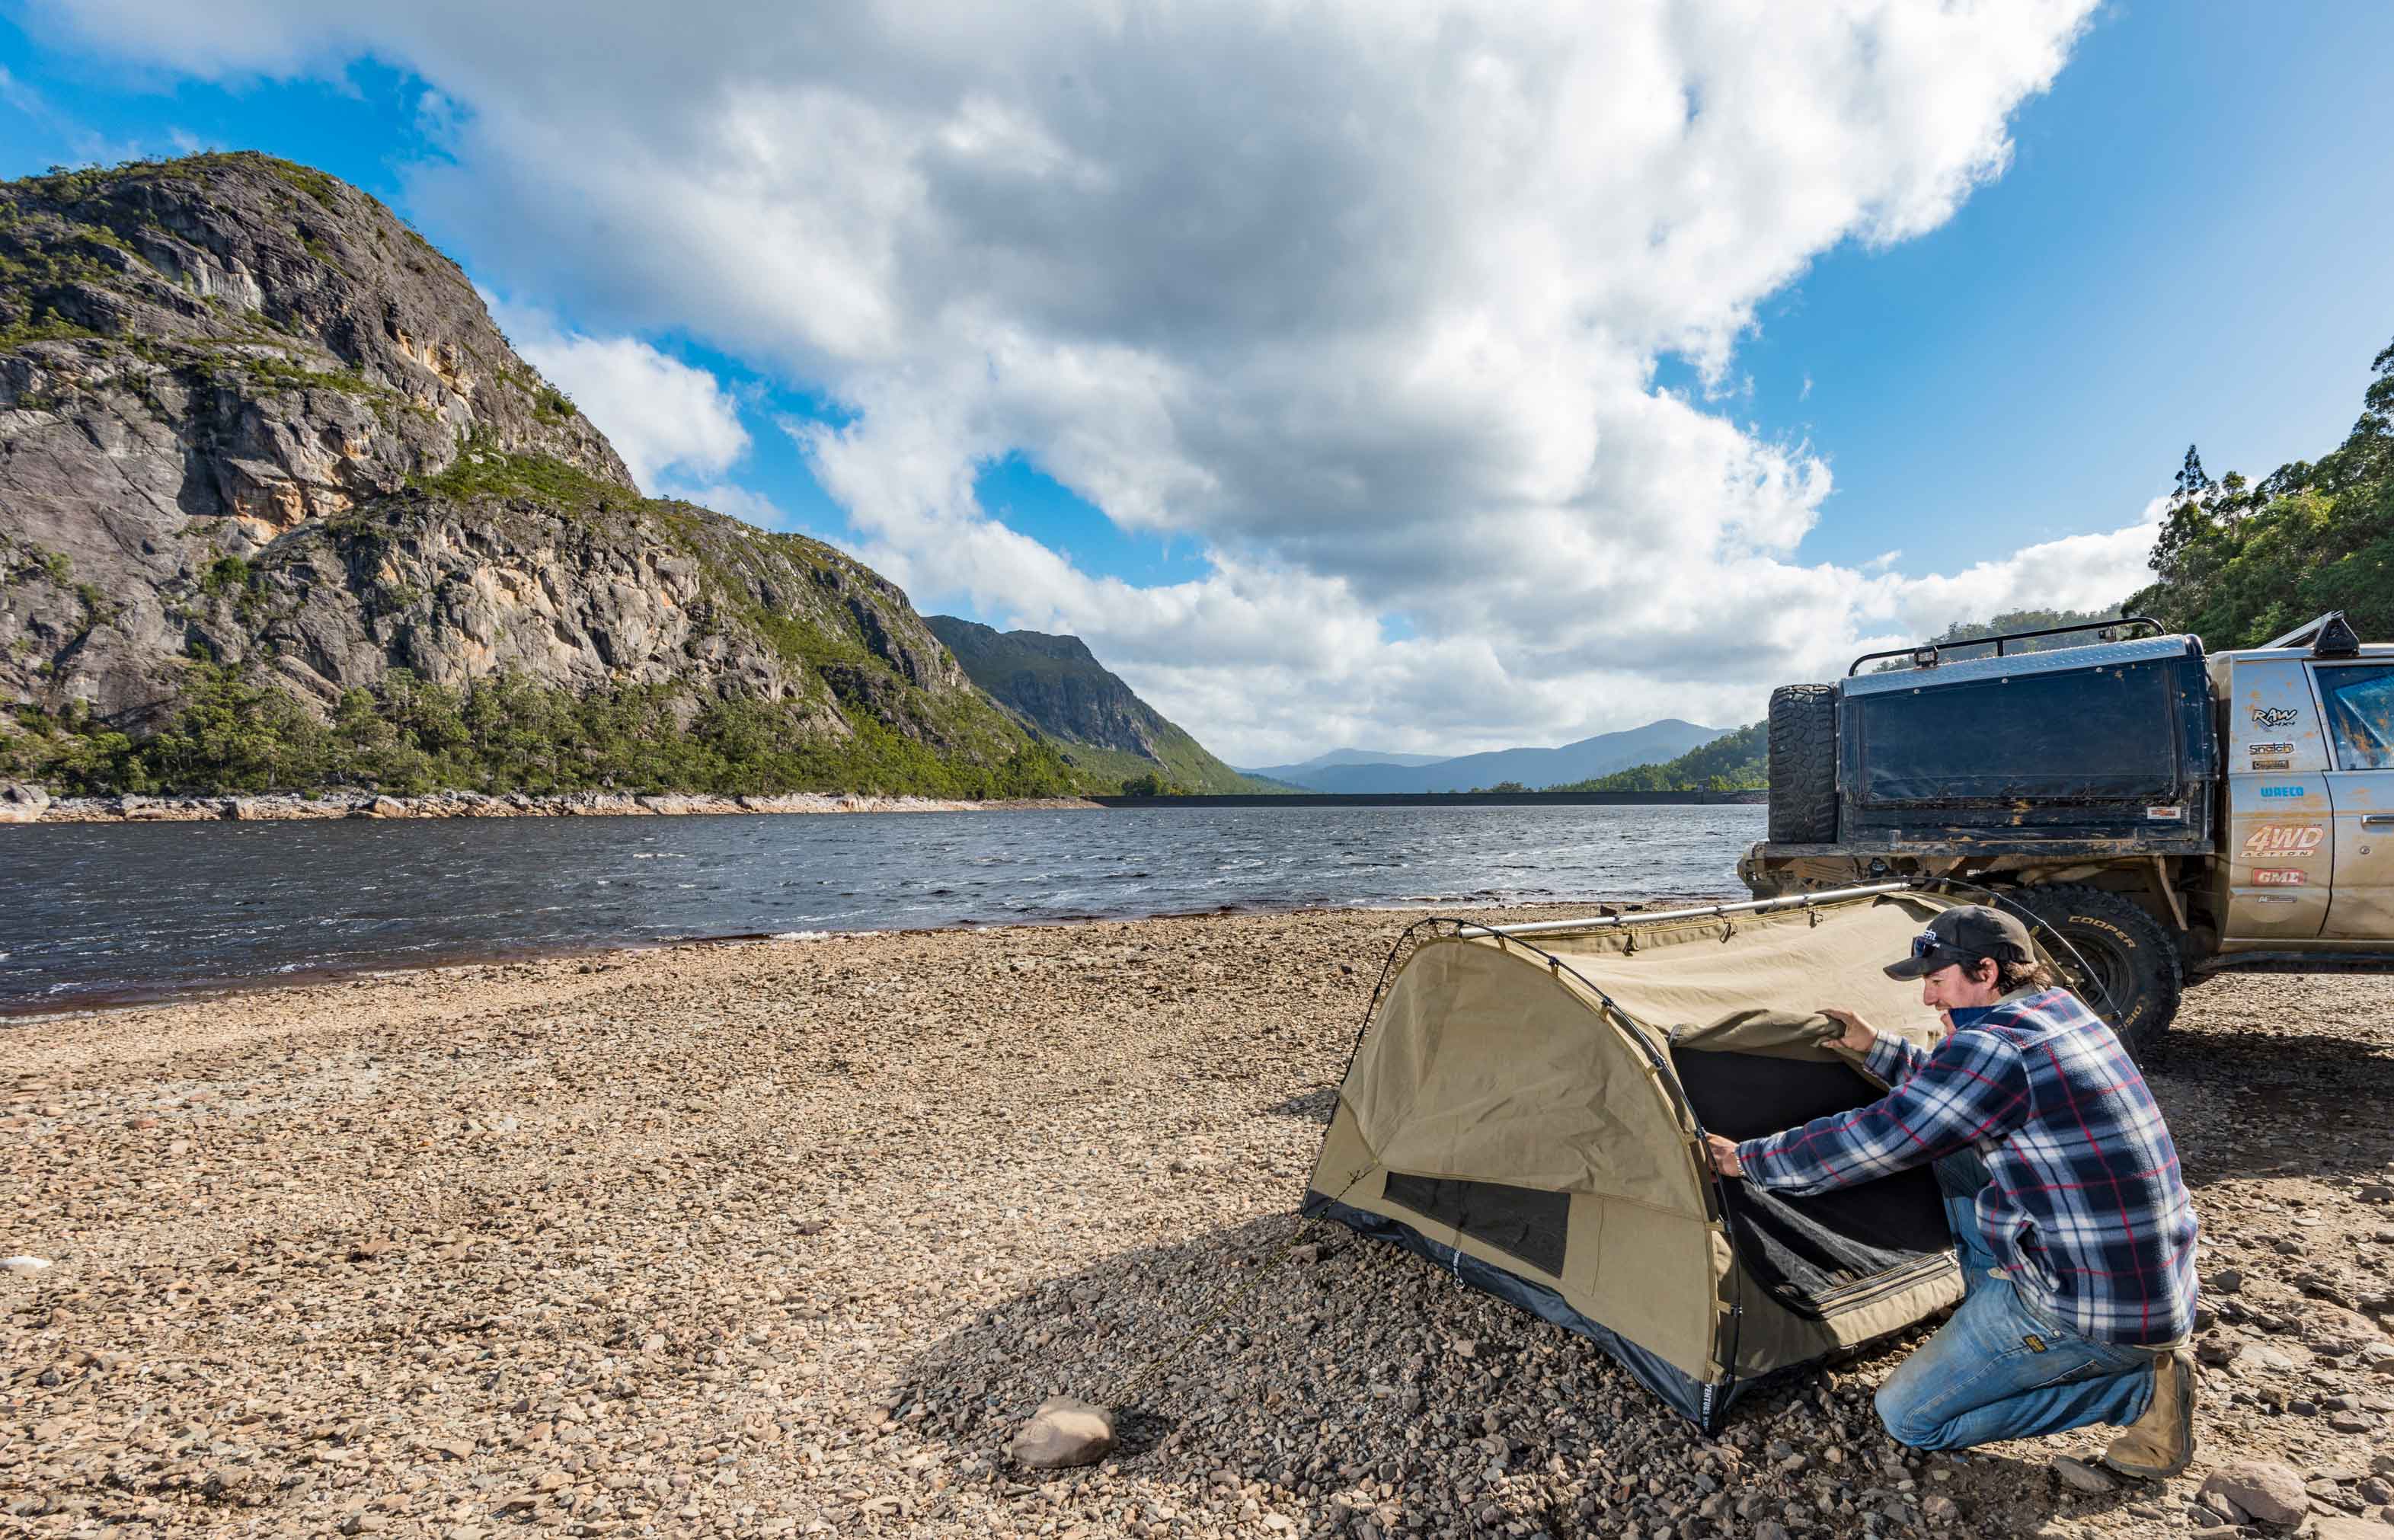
{"left": 2127, "top": 336, "right": 2394, "bottom": 646}
{"left": 2, "top": 663, "right": 1082, "bottom": 800}
{"left": 922, "top": 615, "right": 1283, "bottom": 794}
{"left": 1546, "top": 722, "right": 1766, "bottom": 793}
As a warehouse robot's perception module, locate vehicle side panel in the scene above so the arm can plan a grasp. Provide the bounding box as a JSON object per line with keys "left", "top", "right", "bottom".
{"left": 2213, "top": 656, "right": 2333, "bottom": 944}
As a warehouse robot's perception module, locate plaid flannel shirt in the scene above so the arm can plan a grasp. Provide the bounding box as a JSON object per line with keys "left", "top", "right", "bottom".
{"left": 1735, "top": 986, "right": 2198, "bottom": 1346}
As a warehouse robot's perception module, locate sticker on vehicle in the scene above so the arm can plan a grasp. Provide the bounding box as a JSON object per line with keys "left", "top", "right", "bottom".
{"left": 2248, "top": 741, "right": 2296, "bottom": 756}
{"left": 2252, "top": 869, "right": 2308, "bottom": 887}
{"left": 2258, "top": 784, "right": 2307, "bottom": 798}
{"left": 2242, "top": 824, "right": 2326, "bottom": 857}
{"left": 2251, "top": 705, "right": 2299, "bottom": 728}
{"left": 2249, "top": 757, "right": 2291, "bottom": 769}
{"left": 2144, "top": 805, "right": 2185, "bottom": 820}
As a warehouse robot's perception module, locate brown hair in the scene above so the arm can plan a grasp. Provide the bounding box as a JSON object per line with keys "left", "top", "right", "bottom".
{"left": 1973, "top": 955, "right": 2057, "bottom": 994}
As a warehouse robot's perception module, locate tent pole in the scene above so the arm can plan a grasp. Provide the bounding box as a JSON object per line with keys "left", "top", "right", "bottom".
{"left": 1451, "top": 880, "right": 1916, "bottom": 940}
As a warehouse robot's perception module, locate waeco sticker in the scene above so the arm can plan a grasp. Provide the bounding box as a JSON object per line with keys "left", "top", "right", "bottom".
{"left": 2258, "top": 784, "right": 2308, "bottom": 799}
{"left": 2251, "top": 705, "right": 2300, "bottom": 728}
{"left": 2249, "top": 741, "right": 2296, "bottom": 756}
{"left": 2242, "top": 824, "right": 2327, "bottom": 857}
{"left": 2252, "top": 869, "right": 2309, "bottom": 887}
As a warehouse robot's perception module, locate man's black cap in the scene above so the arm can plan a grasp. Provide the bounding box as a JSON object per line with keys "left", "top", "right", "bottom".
{"left": 1884, "top": 904, "right": 2037, "bottom": 980}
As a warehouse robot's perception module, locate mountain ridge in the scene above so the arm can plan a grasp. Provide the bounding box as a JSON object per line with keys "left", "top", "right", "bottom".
{"left": 923, "top": 617, "right": 1273, "bottom": 794}
{"left": 0, "top": 153, "right": 1075, "bottom": 797}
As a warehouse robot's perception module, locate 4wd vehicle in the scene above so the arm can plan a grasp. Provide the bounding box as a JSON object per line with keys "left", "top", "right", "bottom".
{"left": 1742, "top": 612, "right": 2394, "bottom": 1057}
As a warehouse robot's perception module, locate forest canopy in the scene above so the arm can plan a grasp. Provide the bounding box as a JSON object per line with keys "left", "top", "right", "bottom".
{"left": 2126, "top": 336, "right": 2394, "bottom": 647}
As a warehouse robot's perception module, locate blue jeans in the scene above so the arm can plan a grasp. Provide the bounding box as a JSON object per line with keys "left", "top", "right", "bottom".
{"left": 1874, "top": 1152, "right": 2159, "bottom": 1450}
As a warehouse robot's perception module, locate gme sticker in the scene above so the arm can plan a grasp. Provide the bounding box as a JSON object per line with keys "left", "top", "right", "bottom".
{"left": 2258, "top": 784, "right": 2308, "bottom": 798}
{"left": 2242, "top": 824, "right": 2326, "bottom": 857}
{"left": 2252, "top": 869, "right": 2308, "bottom": 887}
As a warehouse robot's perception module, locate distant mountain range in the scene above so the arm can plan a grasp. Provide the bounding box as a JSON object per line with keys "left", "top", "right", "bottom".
{"left": 1241, "top": 748, "right": 1450, "bottom": 778}
{"left": 924, "top": 618, "right": 1277, "bottom": 794}
{"left": 1239, "top": 719, "right": 1731, "bottom": 793}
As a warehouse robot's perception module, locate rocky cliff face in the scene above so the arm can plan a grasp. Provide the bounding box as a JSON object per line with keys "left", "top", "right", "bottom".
{"left": 0, "top": 154, "right": 1021, "bottom": 769}
{"left": 924, "top": 616, "right": 1264, "bottom": 793}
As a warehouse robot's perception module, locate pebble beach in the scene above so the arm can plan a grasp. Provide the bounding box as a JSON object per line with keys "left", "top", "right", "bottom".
{"left": 5, "top": 905, "right": 2392, "bottom": 1539}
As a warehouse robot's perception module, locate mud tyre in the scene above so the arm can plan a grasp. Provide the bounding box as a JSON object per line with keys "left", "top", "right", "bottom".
{"left": 1767, "top": 684, "right": 1839, "bottom": 844}
{"left": 2007, "top": 884, "right": 2182, "bottom": 1062}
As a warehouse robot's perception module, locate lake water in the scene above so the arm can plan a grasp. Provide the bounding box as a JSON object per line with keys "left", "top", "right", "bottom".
{"left": 0, "top": 803, "right": 1763, "bottom": 1011}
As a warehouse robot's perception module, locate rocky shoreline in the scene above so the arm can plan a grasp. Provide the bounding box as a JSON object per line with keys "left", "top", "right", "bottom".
{"left": 0, "top": 781, "right": 1101, "bottom": 824}
{"left": 5, "top": 904, "right": 2392, "bottom": 1538}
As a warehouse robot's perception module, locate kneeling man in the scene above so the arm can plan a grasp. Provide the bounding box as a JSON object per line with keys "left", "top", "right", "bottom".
{"left": 1706, "top": 904, "right": 2199, "bottom": 1475}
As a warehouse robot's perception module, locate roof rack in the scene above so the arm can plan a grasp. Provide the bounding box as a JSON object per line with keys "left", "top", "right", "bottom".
{"left": 1847, "top": 615, "right": 2165, "bottom": 677}
{"left": 2256, "top": 610, "right": 2360, "bottom": 657}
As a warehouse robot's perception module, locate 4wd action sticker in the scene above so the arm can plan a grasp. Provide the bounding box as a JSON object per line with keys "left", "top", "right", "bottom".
{"left": 2252, "top": 868, "right": 2309, "bottom": 887}
{"left": 2242, "top": 823, "right": 2326, "bottom": 858}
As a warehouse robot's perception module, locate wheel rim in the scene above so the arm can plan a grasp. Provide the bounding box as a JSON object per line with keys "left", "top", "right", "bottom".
{"left": 2057, "top": 931, "right": 2137, "bottom": 1027}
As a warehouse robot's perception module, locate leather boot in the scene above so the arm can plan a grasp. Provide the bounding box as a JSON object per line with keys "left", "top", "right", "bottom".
{"left": 2102, "top": 1348, "right": 2196, "bottom": 1480}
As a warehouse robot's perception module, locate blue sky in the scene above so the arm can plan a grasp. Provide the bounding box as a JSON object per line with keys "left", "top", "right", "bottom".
{"left": 10, "top": 5, "right": 2386, "bottom": 587}
{"left": 2, "top": 3, "right": 2387, "bottom": 757}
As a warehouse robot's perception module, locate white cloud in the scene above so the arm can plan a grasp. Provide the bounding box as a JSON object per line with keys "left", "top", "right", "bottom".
{"left": 45, "top": 0, "right": 2138, "bottom": 763}
{"left": 487, "top": 299, "right": 750, "bottom": 493}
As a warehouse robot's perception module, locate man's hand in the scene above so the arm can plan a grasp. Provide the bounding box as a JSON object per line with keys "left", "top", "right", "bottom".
{"left": 1705, "top": 1134, "right": 1745, "bottom": 1178}
{"left": 1819, "top": 1007, "right": 1878, "bottom": 1055}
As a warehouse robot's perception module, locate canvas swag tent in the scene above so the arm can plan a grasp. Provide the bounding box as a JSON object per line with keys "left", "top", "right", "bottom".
{"left": 1303, "top": 887, "right": 1974, "bottom": 1431}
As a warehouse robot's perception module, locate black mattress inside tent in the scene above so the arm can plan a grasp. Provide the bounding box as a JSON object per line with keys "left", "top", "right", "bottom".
{"left": 1669, "top": 1046, "right": 1955, "bottom": 1315}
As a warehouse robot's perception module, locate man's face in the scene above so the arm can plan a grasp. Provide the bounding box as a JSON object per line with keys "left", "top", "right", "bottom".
{"left": 1919, "top": 958, "right": 2002, "bottom": 1013}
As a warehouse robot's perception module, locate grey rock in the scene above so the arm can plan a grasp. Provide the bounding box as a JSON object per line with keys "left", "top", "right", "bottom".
{"left": 2199, "top": 1460, "right": 2309, "bottom": 1529}
{"left": 2053, "top": 1456, "right": 2115, "bottom": 1494}
{"left": 1005, "top": 1396, "right": 1116, "bottom": 1470}
{"left": 0, "top": 780, "right": 49, "bottom": 821}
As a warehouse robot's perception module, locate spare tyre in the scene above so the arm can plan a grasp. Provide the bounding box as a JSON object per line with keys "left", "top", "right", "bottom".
{"left": 2006, "top": 884, "right": 2181, "bottom": 1062}
{"left": 1767, "top": 684, "right": 1839, "bottom": 843}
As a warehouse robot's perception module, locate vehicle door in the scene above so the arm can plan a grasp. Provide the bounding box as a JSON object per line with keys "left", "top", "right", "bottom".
{"left": 2220, "top": 656, "right": 2333, "bottom": 940}
{"left": 2311, "top": 660, "right": 2394, "bottom": 941}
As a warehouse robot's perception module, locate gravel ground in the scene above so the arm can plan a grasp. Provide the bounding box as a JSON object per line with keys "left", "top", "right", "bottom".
{"left": 5, "top": 904, "right": 2392, "bottom": 1539}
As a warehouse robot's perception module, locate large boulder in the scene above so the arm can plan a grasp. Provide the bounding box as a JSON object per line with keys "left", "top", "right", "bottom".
{"left": 0, "top": 780, "right": 50, "bottom": 822}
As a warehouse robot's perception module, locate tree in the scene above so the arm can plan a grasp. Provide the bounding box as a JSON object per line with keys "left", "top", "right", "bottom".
{"left": 2127, "top": 334, "right": 2394, "bottom": 648}
{"left": 2173, "top": 444, "right": 2211, "bottom": 503}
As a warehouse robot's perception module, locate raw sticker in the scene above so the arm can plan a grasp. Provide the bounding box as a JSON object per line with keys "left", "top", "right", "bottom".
{"left": 2242, "top": 824, "right": 2327, "bottom": 857}
{"left": 2252, "top": 868, "right": 2308, "bottom": 887}
{"left": 2251, "top": 705, "right": 2300, "bottom": 728}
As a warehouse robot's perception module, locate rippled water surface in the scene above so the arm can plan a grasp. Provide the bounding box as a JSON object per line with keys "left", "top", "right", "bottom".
{"left": 0, "top": 803, "right": 1763, "bottom": 1008}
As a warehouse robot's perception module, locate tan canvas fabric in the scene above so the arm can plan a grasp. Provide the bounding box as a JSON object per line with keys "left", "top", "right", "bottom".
{"left": 1341, "top": 938, "right": 1705, "bottom": 1215}
{"left": 1545, "top": 893, "right": 1953, "bottom": 1062}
